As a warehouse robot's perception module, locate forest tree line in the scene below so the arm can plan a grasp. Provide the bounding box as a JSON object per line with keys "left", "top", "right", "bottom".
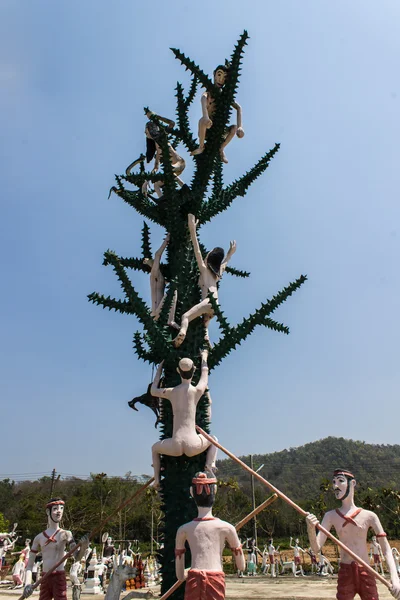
{"left": 2, "top": 437, "right": 400, "bottom": 549}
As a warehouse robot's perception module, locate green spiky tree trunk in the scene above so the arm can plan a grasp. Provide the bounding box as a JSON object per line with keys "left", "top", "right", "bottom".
{"left": 89, "top": 31, "right": 306, "bottom": 598}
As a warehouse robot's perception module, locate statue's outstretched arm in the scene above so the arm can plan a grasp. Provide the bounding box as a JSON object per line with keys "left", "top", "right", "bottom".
{"left": 220, "top": 240, "right": 236, "bottom": 275}
{"left": 188, "top": 214, "right": 206, "bottom": 272}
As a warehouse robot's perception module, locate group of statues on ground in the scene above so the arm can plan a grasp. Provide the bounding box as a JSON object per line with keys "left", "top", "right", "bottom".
{"left": 4, "top": 469, "right": 400, "bottom": 600}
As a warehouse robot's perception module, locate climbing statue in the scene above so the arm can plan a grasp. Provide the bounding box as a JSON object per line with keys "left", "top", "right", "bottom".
{"left": 191, "top": 64, "right": 244, "bottom": 163}
{"left": 306, "top": 469, "right": 400, "bottom": 599}
{"left": 125, "top": 110, "right": 185, "bottom": 198}
{"left": 175, "top": 472, "right": 245, "bottom": 599}
{"left": 173, "top": 214, "right": 236, "bottom": 348}
{"left": 150, "top": 351, "right": 217, "bottom": 489}
{"left": 143, "top": 233, "right": 178, "bottom": 328}
{"left": 22, "top": 498, "right": 89, "bottom": 600}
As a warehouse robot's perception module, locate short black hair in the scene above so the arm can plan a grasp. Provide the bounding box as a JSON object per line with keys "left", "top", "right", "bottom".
{"left": 191, "top": 472, "right": 217, "bottom": 508}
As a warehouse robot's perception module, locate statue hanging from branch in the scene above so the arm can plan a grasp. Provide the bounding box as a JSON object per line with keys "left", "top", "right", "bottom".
{"left": 173, "top": 214, "right": 236, "bottom": 348}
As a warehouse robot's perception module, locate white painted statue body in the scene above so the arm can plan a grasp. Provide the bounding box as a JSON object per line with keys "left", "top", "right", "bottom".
{"left": 392, "top": 548, "right": 400, "bottom": 576}
{"left": 289, "top": 537, "right": 305, "bottom": 577}
{"left": 191, "top": 66, "right": 244, "bottom": 164}
{"left": 173, "top": 214, "right": 236, "bottom": 348}
{"left": 150, "top": 351, "right": 217, "bottom": 489}
{"left": 175, "top": 473, "right": 245, "bottom": 599}
{"left": 267, "top": 539, "right": 279, "bottom": 577}
{"left": 140, "top": 112, "right": 185, "bottom": 198}
{"left": 23, "top": 499, "right": 89, "bottom": 598}
{"left": 306, "top": 469, "right": 400, "bottom": 599}
{"left": 370, "top": 535, "right": 385, "bottom": 576}
{"left": 143, "top": 233, "right": 178, "bottom": 328}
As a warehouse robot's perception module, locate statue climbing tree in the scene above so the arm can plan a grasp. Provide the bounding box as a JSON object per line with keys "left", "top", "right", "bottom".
{"left": 89, "top": 31, "right": 306, "bottom": 598}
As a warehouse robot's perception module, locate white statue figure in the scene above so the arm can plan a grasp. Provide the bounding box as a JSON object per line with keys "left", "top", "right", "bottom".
{"left": 12, "top": 555, "right": 26, "bottom": 588}
{"left": 12, "top": 538, "right": 31, "bottom": 566}
{"left": 173, "top": 214, "right": 236, "bottom": 348}
{"left": 392, "top": 548, "right": 400, "bottom": 576}
{"left": 22, "top": 498, "right": 89, "bottom": 600}
{"left": 103, "top": 537, "right": 115, "bottom": 559}
{"left": 70, "top": 559, "right": 82, "bottom": 600}
{"left": 289, "top": 537, "right": 306, "bottom": 577}
{"left": 134, "top": 111, "right": 185, "bottom": 198}
{"left": 175, "top": 472, "right": 245, "bottom": 599}
{"left": 267, "top": 538, "right": 280, "bottom": 578}
{"left": 370, "top": 535, "right": 385, "bottom": 576}
{"left": 261, "top": 546, "right": 270, "bottom": 575}
{"left": 307, "top": 547, "right": 318, "bottom": 574}
{"left": 317, "top": 550, "right": 333, "bottom": 576}
{"left": 0, "top": 533, "right": 17, "bottom": 567}
{"left": 143, "top": 233, "right": 178, "bottom": 328}
{"left": 150, "top": 351, "right": 218, "bottom": 489}
{"left": 306, "top": 469, "right": 400, "bottom": 600}
{"left": 191, "top": 64, "right": 244, "bottom": 163}
{"left": 247, "top": 548, "right": 257, "bottom": 576}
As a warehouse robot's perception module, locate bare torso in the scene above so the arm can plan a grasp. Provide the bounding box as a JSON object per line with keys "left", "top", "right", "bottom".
{"left": 31, "top": 529, "right": 73, "bottom": 572}
{"left": 198, "top": 270, "right": 219, "bottom": 300}
{"left": 178, "top": 518, "right": 239, "bottom": 571}
{"left": 322, "top": 508, "right": 376, "bottom": 564}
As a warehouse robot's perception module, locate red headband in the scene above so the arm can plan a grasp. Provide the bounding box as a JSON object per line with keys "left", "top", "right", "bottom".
{"left": 46, "top": 500, "right": 65, "bottom": 509}
{"left": 192, "top": 473, "right": 217, "bottom": 495}
{"left": 333, "top": 470, "right": 354, "bottom": 479}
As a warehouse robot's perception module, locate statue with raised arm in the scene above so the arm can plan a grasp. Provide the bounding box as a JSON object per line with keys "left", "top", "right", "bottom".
{"left": 143, "top": 233, "right": 178, "bottom": 329}
{"left": 173, "top": 214, "right": 236, "bottom": 348}
{"left": 126, "top": 111, "right": 185, "bottom": 198}
{"left": 392, "top": 548, "right": 400, "bottom": 576}
{"left": 289, "top": 537, "right": 306, "bottom": 577}
{"left": 22, "top": 498, "right": 89, "bottom": 600}
{"left": 150, "top": 351, "right": 217, "bottom": 490}
{"left": 175, "top": 472, "right": 245, "bottom": 599}
{"left": 306, "top": 469, "right": 400, "bottom": 600}
{"left": 191, "top": 64, "right": 244, "bottom": 163}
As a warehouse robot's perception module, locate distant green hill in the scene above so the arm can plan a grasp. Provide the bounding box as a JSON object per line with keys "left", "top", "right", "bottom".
{"left": 216, "top": 436, "right": 400, "bottom": 502}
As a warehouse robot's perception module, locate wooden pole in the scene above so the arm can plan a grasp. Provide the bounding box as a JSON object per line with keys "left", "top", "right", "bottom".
{"left": 235, "top": 494, "right": 278, "bottom": 531}
{"left": 159, "top": 493, "right": 278, "bottom": 600}
{"left": 196, "top": 426, "right": 390, "bottom": 589}
{"left": 18, "top": 477, "right": 154, "bottom": 600}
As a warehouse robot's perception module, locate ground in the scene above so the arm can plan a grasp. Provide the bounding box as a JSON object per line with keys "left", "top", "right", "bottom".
{"left": 0, "top": 575, "right": 397, "bottom": 600}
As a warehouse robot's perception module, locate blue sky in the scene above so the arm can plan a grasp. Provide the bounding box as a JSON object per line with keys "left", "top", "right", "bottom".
{"left": 1, "top": 0, "right": 399, "bottom": 481}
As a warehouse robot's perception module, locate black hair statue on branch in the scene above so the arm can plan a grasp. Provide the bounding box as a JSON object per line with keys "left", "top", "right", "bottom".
{"left": 89, "top": 31, "right": 306, "bottom": 599}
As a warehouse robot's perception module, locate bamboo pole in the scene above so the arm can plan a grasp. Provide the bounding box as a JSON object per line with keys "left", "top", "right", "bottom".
{"left": 18, "top": 477, "right": 154, "bottom": 600}
{"left": 159, "top": 493, "right": 278, "bottom": 599}
{"left": 196, "top": 425, "right": 390, "bottom": 589}
{"left": 235, "top": 493, "right": 278, "bottom": 530}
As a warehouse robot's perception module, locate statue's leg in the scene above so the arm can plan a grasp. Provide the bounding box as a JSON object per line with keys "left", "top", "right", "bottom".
{"left": 191, "top": 120, "right": 207, "bottom": 156}
{"left": 168, "top": 290, "right": 179, "bottom": 330}
{"left": 173, "top": 299, "right": 213, "bottom": 347}
{"left": 154, "top": 181, "right": 163, "bottom": 198}
{"left": 152, "top": 438, "right": 182, "bottom": 488}
{"left": 220, "top": 125, "right": 237, "bottom": 164}
{"left": 204, "top": 435, "right": 218, "bottom": 472}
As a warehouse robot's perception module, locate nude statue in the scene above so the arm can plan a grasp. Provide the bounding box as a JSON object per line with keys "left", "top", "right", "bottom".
{"left": 126, "top": 111, "right": 185, "bottom": 198}
{"left": 173, "top": 214, "right": 236, "bottom": 348}
{"left": 150, "top": 351, "right": 217, "bottom": 489}
{"left": 175, "top": 472, "right": 245, "bottom": 599}
{"left": 191, "top": 64, "right": 244, "bottom": 163}
{"left": 23, "top": 498, "right": 89, "bottom": 600}
{"left": 143, "top": 233, "right": 178, "bottom": 328}
{"left": 306, "top": 469, "right": 400, "bottom": 600}
{"left": 289, "top": 537, "right": 306, "bottom": 577}
{"left": 370, "top": 535, "right": 385, "bottom": 576}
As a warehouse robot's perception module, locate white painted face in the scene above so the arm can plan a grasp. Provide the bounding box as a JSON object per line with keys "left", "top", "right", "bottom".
{"left": 295, "top": 539, "right": 299, "bottom": 544}
{"left": 50, "top": 504, "right": 64, "bottom": 523}
{"left": 214, "top": 69, "right": 227, "bottom": 87}
{"left": 372, "top": 536, "right": 377, "bottom": 543}
{"left": 332, "top": 475, "right": 348, "bottom": 500}
{"left": 107, "top": 537, "right": 112, "bottom": 545}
